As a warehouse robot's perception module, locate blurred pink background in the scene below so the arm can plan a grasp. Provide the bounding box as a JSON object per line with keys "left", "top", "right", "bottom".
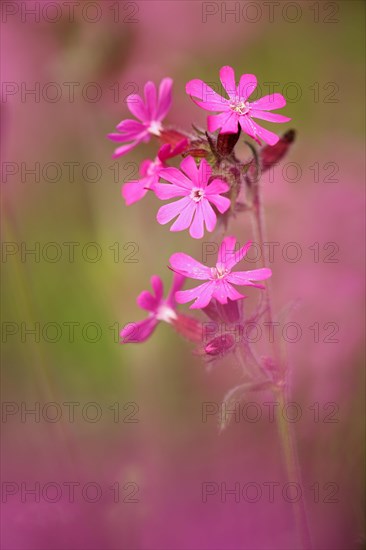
{"left": 1, "top": 1, "right": 365, "bottom": 549}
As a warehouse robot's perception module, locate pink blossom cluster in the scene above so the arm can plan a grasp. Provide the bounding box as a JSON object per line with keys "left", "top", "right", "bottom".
{"left": 109, "top": 66, "right": 293, "bottom": 360}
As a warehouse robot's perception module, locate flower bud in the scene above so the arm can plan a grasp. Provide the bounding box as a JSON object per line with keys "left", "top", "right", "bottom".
{"left": 204, "top": 333, "right": 236, "bottom": 357}
{"left": 183, "top": 147, "right": 210, "bottom": 159}
{"left": 216, "top": 124, "right": 241, "bottom": 157}
{"left": 260, "top": 129, "right": 296, "bottom": 172}
{"left": 245, "top": 129, "right": 296, "bottom": 187}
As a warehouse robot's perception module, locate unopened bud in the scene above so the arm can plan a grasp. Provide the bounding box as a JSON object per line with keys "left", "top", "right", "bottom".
{"left": 245, "top": 129, "right": 296, "bottom": 187}
{"left": 183, "top": 147, "right": 210, "bottom": 159}
{"left": 260, "top": 129, "right": 296, "bottom": 172}
{"left": 216, "top": 124, "right": 241, "bottom": 157}
{"left": 205, "top": 334, "right": 235, "bottom": 357}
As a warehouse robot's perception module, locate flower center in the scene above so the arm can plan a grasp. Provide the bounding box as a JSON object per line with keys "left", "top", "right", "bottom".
{"left": 211, "top": 262, "right": 229, "bottom": 280}
{"left": 156, "top": 304, "right": 177, "bottom": 323}
{"left": 190, "top": 188, "right": 205, "bottom": 203}
{"left": 148, "top": 121, "right": 163, "bottom": 136}
{"left": 146, "top": 159, "right": 162, "bottom": 177}
{"left": 229, "top": 100, "right": 250, "bottom": 115}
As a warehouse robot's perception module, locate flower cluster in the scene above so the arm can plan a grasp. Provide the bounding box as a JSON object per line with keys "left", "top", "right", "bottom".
{"left": 109, "top": 66, "right": 294, "bottom": 371}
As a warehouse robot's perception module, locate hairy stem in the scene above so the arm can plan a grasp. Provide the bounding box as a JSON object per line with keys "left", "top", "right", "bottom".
{"left": 250, "top": 182, "right": 312, "bottom": 549}
{"left": 250, "top": 185, "right": 286, "bottom": 378}
{"left": 274, "top": 386, "right": 312, "bottom": 549}
{"left": 251, "top": 190, "right": 274, "bottom": 318}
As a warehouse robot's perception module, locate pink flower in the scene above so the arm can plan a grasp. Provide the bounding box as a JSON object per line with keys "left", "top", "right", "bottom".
{"left": 169, "top": 236, "right": 272, "bottom": 309}
{"left": 120, "top": 273, "right": 184, "bottom": 343}
{"left": 186, "top": 66, "right": 290, "bottom": 146}
{"left": 108, "top": 78, "right": 173, "bottom": 158}
{"left": 154, "top": 156, "right": 231, "bottom": 239}
{"left": 122, "top": 140, "right": 188, "bottom": 206}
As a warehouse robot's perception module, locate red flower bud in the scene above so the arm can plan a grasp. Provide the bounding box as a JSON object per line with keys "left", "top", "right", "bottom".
{"left": 260, "top": 129, "right": 296, "bottom": 172}
{"left": 204, "top": 333, "right": 236, "bottom": 357}
{"left": 216, "top": 124, "right": 241, "bottom": 157}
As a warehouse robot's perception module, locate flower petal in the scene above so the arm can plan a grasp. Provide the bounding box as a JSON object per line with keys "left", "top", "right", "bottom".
{"left": 219, "top": 66, "right": 237, "bottom": 100}
{"left": 220, "top": 114, "right": 241, "bottom": 134}
{"left": 108, "top": 128, "right": 146, "bottom": 142}
{"left": 116, "top": 119, "right": 145, "bottom": 133}
{"left": 207, "top": 194, "right": 231, "bottom": 214}
{"left": 227, "top": 268, "right": 272, "bottom": 286}
{"left": 230, "top": 279, "right": 265, "bottom": 290}
{"left": 111, "top": 141, "right": 141, "bottom": 159}
{"left": 157, "top": 143, "right": 173, "bottom": 161}
{"left": 144, "top": 81, "right": 157, "bottom": 120}
{"left": 213, "top": 280, "right": 245, "bottom": 304}
{"left": 176, "top": 281, "right": 215, "bottom": 309}
{"left": 169, "top": 252, "right": 211, "bottom": 280}
{"left": 140, "top": 160, "right": 152, "bottom": 175}
{"left": 237, "top": 74, "right": 257, "bottom": 101}
{"left": 186, "top": 79, "right": 228, "bottom": 110}
{"left": 170, "top": 201, "right": 196, "bottom": 232}
{"left": 157, "top": 196, "right": 192, "bottom": 225}
{"left": 197, "top": 158, "right": 212, "bottom": 187}
{"left": 218, "top": 236, "right": 238, "bottom": 265}
{"left": 239, "top": 116, "right": 280, "bottom": 146}
{"left": 158, "top": 139, "right": 189, "bottom": 161}
{"left": 201, "top": 199, "right": 217, "bottom": 233}
{"left": 208, "top": 111, "right": 239, "bottom": 133}
{"left": 120, "top": 317, "right": 158, "bottom": 343}
{"left": 159, "top": 167, "right": 193, "bottom": 190}
{"left": 248, "top": 119, "right": 280, "bottom": 146}
{"left": 205, "top": 178, "right": 229, "bottom": 195}
{"left": 250, "top": 110, "right": 291, "bottom": 123}
{"left": 156, "top": 77, "right": 173, "bottom": 121}
{"left": 153, "top": 183, "right": 188, "bottom": 200}
{"left": 189, "top": 203, "right": 205, "bottom": 239}
{"left": 166, "top": 273, "right": 186, "bottom": 307}
{"left": 237, "top": 116, "right": 260, "bottom": 144}
{"left": 126, "top": 94, "right": 147, "bottom": 121}
{"left": 151, "top": 275, "right": 164, "bottom": 302}
{"left": 223, "top": 281, "right": 246, "bottom": 301}
{"left": 137, "top": 290, "right": 158, "bottom": 311}
{"left": 189, "top": 281, "right": 216, "bottom": 309}
{"left": 226, "top": 240, "right": 253, "bottom": 270}
{"left": 180, "top": 155, "right": 199, "bottom": 184}
{"left": 250, "top": 93, "right": 286, "bottom": 111}
{"left": 122, "top": 178, "right": 151, "bottom": 205}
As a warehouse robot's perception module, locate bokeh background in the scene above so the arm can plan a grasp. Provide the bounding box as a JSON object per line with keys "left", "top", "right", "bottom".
{"left": 1, "top": 1, "right": 365, "bottom": 549}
